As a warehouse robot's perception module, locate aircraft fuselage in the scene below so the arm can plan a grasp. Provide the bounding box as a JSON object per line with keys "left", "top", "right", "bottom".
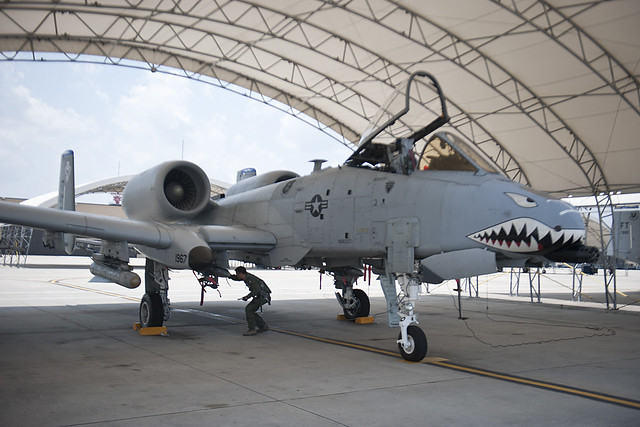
{"left": 203, "top": 165, "right": 585, "bottom": 272}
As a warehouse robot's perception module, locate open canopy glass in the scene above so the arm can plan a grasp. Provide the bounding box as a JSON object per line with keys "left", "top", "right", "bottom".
{"left": 346, "top": 71, "right": 501, "bottom": 176}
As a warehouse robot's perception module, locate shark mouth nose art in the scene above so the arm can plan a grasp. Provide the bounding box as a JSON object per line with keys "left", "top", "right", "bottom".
{"left": 467, "top": 218, "right": 584, "bottom": 253}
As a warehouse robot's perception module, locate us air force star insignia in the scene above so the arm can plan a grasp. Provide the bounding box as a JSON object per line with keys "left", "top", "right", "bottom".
{"left": 305, "top": 194, "right": 328, "bottom": 217}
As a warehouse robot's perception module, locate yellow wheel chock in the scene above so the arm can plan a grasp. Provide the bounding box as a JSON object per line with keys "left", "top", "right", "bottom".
{"left": 132, "top": 322, "right": 168, "bottom": 336}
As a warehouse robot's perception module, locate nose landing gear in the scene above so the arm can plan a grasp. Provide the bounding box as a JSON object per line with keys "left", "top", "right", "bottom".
{"left": 394, "top": 274, "right": 428, "bottom": 362}
{"left": 398, "top": 324, "right": 427, "bottom": 362}
{"left": 330, "top": 267, "right": 429, "bottom": 362}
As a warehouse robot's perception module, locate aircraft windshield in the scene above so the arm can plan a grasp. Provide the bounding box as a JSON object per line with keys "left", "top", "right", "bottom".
{"left": 414, "top": 132, "right": 500, "bottom": 174}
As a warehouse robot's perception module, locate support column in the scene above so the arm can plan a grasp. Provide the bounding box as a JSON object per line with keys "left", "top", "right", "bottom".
{"left": 529, "top": 268, "right": 541, "bottom": 303}
{"left": 379, "top": 274, "right": 400, "bottom": 327}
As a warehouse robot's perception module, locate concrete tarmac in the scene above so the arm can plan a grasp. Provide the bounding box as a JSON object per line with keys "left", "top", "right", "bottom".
{"left": 1, "top": 257, "right": 639, "bottom": 426}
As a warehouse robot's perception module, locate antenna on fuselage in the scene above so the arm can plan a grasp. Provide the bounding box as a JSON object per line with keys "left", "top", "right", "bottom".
{"left": 310, "top": 159, "right": 327, "bottom": 172}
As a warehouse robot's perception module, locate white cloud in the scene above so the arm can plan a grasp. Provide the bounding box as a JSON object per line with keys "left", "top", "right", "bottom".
{"left": 0, "top": 61, "right": 353, "bottom": 199}
{"left": 20, "top": 87, "right": 96, "bottom": 135}
{"left": 0, "top": 68, "right": 106, "bottom": 197}
{"left": 115, "top": 74, "right": 192, "bottom": 135}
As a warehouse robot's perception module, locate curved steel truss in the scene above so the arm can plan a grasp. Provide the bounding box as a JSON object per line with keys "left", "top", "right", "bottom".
{"left": 1, "top": 0, "right": 639, "bottom": 198}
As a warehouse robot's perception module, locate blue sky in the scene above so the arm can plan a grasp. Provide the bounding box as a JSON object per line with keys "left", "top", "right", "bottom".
{"left": 0, "top": 61, "right": 353, "bottom": 200}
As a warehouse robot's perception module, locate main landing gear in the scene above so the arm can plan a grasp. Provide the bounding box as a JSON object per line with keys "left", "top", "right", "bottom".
{"left": 341, "top": 288, "right": 371, "bottom": 319}
{"left": 332, "top": 268, "right": 371, "bottom": 319}
{"left": 139, "top": 259, "right": 171, "bottom": 328}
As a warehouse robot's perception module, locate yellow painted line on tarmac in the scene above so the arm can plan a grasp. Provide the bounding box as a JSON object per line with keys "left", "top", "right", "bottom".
{"left": 49, "top": 279, "right": 140, "bottom": 302}
{"left": 45, "top": 280, "right": 640, "bottom": 410}
{"left": 428, "top": 360, "right": 640, "bottom": 410}
{"left": 269, "top": 328, "right": 640, "bottom": 410}
{"left": 270, "top": 327, "right": 401, "bottom": 358}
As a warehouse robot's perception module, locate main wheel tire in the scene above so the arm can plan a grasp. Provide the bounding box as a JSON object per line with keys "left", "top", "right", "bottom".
{"left": 398, "top": 325, "right": 428, "bottom": 362}
{"left": 140, "top": 293, "right": 164, "bottom": 327}
{"left": 343, "top": 288, "right": 370, "bottom": 320}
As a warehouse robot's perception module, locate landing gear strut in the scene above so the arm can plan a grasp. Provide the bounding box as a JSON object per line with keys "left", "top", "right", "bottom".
{"left": 394, "top": 274, "right": 428, "bottom": 362}
{"left": 140, "top": 259, "right": 171, "bottom": 328}
{"left": 332, "top": 268, "right": 370, "bottom": 319}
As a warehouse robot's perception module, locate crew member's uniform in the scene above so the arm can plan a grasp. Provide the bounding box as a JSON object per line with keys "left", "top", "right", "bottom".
{"left": 235, "top": 272, "right": 269, "bottom": 335}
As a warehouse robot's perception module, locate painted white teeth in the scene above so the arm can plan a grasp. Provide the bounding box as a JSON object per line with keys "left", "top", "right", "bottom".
{"left": 512, "top": 218, "right": 526, "bottom": 235}
{"left": 467, "top": 218, "right": 583, "bottom": 253}
{"left": 549, "top": 228, "right": 563, "bottom": 244}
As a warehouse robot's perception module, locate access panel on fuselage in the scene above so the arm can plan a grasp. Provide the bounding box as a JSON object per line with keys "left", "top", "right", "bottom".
{"left": 369, "top": 171, "right": 448, "bottom": 258}
{"left": 292, "top": 168, "right": 374, "bottom": 256}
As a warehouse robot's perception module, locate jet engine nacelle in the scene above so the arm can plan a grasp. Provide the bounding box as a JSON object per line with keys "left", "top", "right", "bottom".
{"left": 123, "top": 161, "right": 211, "bottom": 223}
{"left": 226, "top": 170, "right": 299, "bottom": 197}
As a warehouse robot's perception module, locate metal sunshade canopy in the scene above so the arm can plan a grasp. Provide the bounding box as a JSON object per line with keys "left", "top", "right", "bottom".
{"left": 1, "top": 0, "right": 639, "bottom": 197}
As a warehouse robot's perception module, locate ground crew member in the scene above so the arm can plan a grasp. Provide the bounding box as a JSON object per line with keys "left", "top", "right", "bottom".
{"left": 230, "top": 266, "right": 270, "bottom": 336}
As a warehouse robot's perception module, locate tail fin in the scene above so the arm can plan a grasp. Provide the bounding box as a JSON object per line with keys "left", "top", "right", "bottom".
{"left": 57, "top": 150, "right": 76, "bottom": 254}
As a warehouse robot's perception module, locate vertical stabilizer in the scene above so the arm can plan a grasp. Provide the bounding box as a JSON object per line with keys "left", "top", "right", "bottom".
{"left": 58, "top": 150, "right": 76, "bottom": 254}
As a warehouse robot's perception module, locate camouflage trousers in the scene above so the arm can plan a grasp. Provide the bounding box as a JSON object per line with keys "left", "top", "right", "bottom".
{"left": 245, "top": 297, "right": 267, "bottom": 330}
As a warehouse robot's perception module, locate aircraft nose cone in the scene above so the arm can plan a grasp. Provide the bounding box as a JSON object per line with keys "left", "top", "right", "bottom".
{"left": 560, "top": 212, "right": 586, "bottom": 238}
{"left": 543, "top": 200, "right": 600, "bottom": 263}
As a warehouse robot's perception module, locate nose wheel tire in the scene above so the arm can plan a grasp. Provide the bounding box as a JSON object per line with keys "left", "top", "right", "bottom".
{"left": 343, "top": 288, "right": 371, "bottom": 320}
{"left": 398, "top": 325, "right": 427, "bottom": 362}
{"left": 140, "top": 293, "right": 164, "bottom": 327}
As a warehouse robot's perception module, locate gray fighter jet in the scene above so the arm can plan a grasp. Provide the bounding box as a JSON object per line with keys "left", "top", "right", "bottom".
{"left": 0, "top": 71, "right": 597, "bottom": 361}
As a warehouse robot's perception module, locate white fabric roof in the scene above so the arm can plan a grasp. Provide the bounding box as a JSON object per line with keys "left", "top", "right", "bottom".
{"left": 23, "top": 175, "right": 228, "bottom": 208}
{"left": 1, "top": 0, "right": 638, "bottom": 196}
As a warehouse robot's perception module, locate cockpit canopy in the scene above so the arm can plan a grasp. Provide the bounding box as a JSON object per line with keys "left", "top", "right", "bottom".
{"left": 345, "top": 71, "right": 502, "bottom": 176}
{"left": 415, "top": 132, "right": 500, "bottom": 174}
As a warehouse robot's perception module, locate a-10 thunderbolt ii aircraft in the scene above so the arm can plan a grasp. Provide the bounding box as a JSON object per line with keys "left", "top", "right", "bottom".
{"left": 0, "top": 71, "right": 597, "bottom": 362}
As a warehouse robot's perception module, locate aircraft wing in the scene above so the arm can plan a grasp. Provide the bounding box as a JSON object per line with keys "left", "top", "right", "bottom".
{"left": 0, "top": 200, "right": 171, "bottom": 248}
{"left": 0, "top": 201, "right": 276, "bottom": 253}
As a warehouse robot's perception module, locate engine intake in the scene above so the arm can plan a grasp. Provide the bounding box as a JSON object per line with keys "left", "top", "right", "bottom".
{"left": 123, "top": 161, "right": 211, "bottom": 223}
